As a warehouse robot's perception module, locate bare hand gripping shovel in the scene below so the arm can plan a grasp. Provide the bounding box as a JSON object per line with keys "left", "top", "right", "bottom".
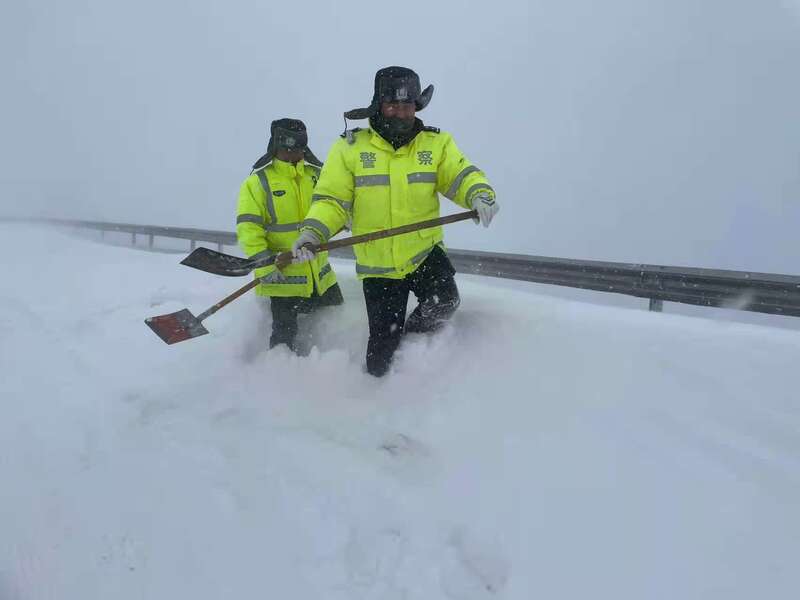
{"left": 145, "top": 210, "right": 477, "bottom": 344}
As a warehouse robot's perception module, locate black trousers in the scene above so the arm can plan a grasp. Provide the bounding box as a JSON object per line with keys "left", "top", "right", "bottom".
{"left": 270, "top": 283, "right": 344, "bottom": 352}
{"left": 362, "top": 246, "right": 460, "bottom": 377}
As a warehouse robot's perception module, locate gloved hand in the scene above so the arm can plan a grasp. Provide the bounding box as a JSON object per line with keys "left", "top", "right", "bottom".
{"left": 291, "top": 228, "right": 321, "bottom": 263}
{"left": 261, "top": 268, "right": 287, "bottom": 284}
{"left": 471, "top": 191, "right": 500, "bottom": 228}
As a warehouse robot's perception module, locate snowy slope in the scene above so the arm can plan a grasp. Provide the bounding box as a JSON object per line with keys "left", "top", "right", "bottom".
{"left": 1, "top": 224, "right": 799, "bottom": 599}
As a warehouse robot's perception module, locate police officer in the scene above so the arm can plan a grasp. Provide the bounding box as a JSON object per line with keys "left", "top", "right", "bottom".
{"left": 237, "top": 118, "right": 343, "bottom": 353}
{"left": 291, "top": 67, "right": 499, "bottom": 376}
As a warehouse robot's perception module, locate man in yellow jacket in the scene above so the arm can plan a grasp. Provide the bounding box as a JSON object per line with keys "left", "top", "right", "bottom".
{"left": 291, "top": 67, "right": 499, "bottom": 376}
{"left": 237, "top": 118, "right": 343, "bottom": 353}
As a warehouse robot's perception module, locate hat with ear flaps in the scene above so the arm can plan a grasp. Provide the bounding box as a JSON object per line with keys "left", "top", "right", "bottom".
{"left": 250, "top": 118, "right": 324, "bottom": 172}
{"left": 343, "top": 66, "right": 434, "bottom": 120}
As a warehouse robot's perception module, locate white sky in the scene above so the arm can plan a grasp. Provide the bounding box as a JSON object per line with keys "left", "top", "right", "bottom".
{"left": 2, "top": 0, "right": 800, "bottom": 272}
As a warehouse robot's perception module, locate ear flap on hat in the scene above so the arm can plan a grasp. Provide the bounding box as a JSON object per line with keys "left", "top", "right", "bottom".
{"left": 303, "top": 147, "right": 323, "bottom": 168}
{"left": 251, "top": 138, "right": 275, "bottom": 172}
{"left": 414, "top": 84, "right": 434, "bottom": 111}
{"left": 251, "top": 151, "right": 273, "bottom": 172}
{"left": 344, "top": 103, "right": 379, "bottom": 120}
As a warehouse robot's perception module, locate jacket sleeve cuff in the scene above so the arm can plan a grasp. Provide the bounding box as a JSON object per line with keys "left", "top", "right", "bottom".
{"left": 300, "top": 219, "right": 331, "bottom": 242}
{"left": 467, "top": 185, "right": 495, "bottom": 207}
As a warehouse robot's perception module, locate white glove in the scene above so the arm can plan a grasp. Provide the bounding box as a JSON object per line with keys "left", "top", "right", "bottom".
{"left": 471, "top": 191, "right": 499, "bottom": 228}
{"left": 291, "top": 229, "right": 321, "bottom": 263}
{"left": 261, "top": 268, "right": 287, "bottom": 284}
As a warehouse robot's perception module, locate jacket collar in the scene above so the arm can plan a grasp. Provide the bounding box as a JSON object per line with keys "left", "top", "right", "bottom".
{"left": 272, "top": 158, "right": 306, "bottom": 177}
{"left": 368, "top": 128, "right": 414, "bottom": 155}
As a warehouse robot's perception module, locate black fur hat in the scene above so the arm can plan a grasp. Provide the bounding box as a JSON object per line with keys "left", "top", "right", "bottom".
{"left": 251, "top": 118, "right": 323, "bottom": 172}
{"left": 344, "top": 66, "right": 434, "bottom": 120}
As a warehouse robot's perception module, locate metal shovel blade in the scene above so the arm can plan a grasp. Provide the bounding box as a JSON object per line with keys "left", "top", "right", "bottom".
{"left": 145, "top": 308, "right": 209, "bottom": 344}
{"left": 180, "top": 247, "right": 256, "bottom": 277}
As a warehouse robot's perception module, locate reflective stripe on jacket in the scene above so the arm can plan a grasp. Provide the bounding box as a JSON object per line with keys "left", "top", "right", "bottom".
{"left": 301, "top": 127, "right": 493, "bottom": 279}
{"left": 237, "top": 158, "right": 337, "bottom": 297}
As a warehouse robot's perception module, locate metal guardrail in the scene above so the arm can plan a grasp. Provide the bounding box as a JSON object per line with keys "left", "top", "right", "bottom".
{"left": 13, "top": 217, "right": 800, "bottom": 318}
{"left": 446, "top": 251, "right": 800, "bottom": 317}
{"left": 42, "top": 218, "right": 237, "bottom": 252}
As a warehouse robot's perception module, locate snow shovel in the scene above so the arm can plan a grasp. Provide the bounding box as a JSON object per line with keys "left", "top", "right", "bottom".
{"left": 180, "top": 210, "right": 478, "bottom": 277}
{"left": 145, "top": 210, "right": 477, "bottom": 344}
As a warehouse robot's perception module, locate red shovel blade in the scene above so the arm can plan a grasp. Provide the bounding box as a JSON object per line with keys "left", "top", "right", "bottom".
{"left": 145, "top": 308, "right": 209, "bottom": 344}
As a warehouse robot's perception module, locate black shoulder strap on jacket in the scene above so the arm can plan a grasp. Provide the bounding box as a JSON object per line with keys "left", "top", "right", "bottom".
{"left": 422, "top": 125, "right": 440, "bottom": 134}
{"left": 340, "top": 127, "right": 363, "bottom": 144}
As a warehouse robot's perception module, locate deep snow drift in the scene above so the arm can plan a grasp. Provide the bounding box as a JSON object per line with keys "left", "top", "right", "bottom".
{"left": 1, "top": 224, "right": 799, "bottom": 599}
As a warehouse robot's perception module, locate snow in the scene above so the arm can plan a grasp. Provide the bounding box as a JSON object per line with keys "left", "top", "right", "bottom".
{"left": 1, "top": 223, "right": 800, "bottom": 599}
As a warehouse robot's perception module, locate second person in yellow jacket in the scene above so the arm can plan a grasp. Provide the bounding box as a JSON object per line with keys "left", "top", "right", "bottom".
{"left": 237, "top": 118, "right": 343, "bottom": 353}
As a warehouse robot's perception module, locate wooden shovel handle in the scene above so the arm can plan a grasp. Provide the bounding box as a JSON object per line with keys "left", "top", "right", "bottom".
{"left": 274, "top": 210, "right": 478, "bottom": 269}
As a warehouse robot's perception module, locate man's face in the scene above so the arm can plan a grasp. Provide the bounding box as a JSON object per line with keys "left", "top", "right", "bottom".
{"left": 380, "top": 101, "right": 416, "bottom": 122}
{"left": 276, "top": 147, "right": 304, "bottom": 164}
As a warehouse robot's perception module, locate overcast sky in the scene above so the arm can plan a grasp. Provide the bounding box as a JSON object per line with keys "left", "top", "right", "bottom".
{"left": 2, "top": 0, "right": 799, "bottom": 273}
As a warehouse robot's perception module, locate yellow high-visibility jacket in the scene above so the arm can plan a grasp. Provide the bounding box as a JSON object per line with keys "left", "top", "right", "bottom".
{"left": 300, "top": 127, "right": 494, "bottom": 279}
{"left": 237, "top": 158, "right": 337, "bottom": 297}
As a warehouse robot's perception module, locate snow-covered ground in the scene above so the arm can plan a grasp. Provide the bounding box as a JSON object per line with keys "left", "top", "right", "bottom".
{"left": 1, "top": 223, "right": 799, "bottom": 599}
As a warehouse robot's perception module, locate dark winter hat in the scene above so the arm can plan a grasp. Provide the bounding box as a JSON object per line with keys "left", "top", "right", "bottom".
{"left": 344, "top": 66, "right": 434, "bottom": 120}
{"left": 270, "top": 118, "right": 308, "bottom": 151}
{"left": 251, "top": 117, "right": 323, "bottom": 172}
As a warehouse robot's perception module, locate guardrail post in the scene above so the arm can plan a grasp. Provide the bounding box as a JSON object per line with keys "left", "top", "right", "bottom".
{"left": 217, "top": 242, "right": 223, "bottom": 252}
{"left": 648, "top": 298, "right": 663, "bottom": 312}
{"left": 149, "top": 234, "right": 154, "bottom": 249}
{"left": 132, "top": 232, "right": 137, "bottom": 246}
{"left": 190, "top": 239, "right": 196, "bottom": 251}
